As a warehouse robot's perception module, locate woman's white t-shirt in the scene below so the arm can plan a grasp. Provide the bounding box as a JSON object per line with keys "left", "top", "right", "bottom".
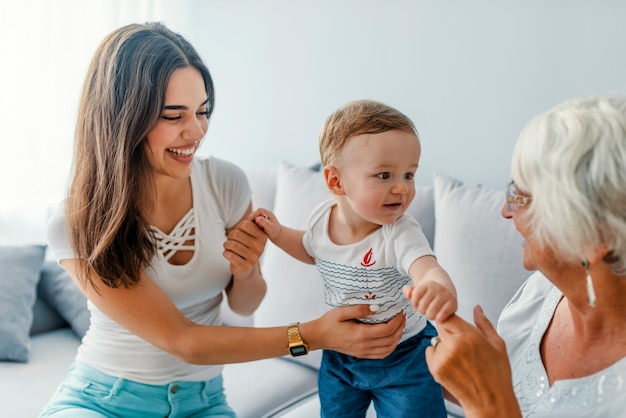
{"left": 46, "top": 156, "right": 251, "bottom": 384}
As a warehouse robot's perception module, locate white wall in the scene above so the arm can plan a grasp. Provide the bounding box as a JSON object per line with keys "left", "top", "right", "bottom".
{"left": 182, "top": 0, "right": 626, "bottom": 187}
{"left": 1, "top": 0, "right": 625, "bottom": 243}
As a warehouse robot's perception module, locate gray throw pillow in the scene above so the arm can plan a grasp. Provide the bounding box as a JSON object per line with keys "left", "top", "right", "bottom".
{"left": 37, "top": 260, "right": 89, "bottom": 338}
{"left": 0, "top": 245, "right": 46, "bottom": 362}
{"left": 30, "top": 296, "right": 66, "bottom": 335}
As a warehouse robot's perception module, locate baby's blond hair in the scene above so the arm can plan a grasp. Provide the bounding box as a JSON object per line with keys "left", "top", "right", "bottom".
{"left": 319, "top": 99, "right": 418, "bottom": 166}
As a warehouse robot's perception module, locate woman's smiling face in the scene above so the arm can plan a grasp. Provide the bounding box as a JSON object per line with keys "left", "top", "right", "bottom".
{"left": 145, "top": 66, "right": 209, "bottom": 180}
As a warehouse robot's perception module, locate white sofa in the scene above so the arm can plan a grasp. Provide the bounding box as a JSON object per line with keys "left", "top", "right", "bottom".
{"left": 0, "top": 161, "right": 532, "bottom": 417}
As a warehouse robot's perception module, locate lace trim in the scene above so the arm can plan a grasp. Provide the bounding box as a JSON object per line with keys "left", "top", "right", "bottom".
{"left": 516, "top": 286, "right": 626, "bottom": 414}
{"left": 150, "top": 208, "right": 195, "bottom": 261}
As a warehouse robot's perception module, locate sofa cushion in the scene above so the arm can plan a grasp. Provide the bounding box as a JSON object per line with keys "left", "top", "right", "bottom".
{"left": 0, "top": 328, "right": 80, "bottom": 417}
{"left": 37, "top": 261, "right": 89, "bottom": 338}
{"left": 410, "top": 185, "right": 435, "bottom": 249}
{"left": 262, "top": 391, "right": 376, "bottom": 417}
{"left": 223, "top": 357, "right": 318, "bottom": 418}
{"left": 0, "top": 245, "right": 46, "bottom": 362}
{"left": 432, "top": 173, "right": 531, "bottom": 324}
{"left": 254, "top": 162, "right": 436, "bottom": 369}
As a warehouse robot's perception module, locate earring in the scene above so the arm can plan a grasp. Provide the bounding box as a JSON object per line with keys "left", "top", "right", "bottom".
{"left": 581, "top": 260, "right": 597, "bottom": 308}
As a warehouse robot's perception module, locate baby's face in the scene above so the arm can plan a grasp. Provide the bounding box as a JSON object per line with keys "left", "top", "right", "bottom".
{"left": 336, "top": 129, "right": 420, "bottom": 226}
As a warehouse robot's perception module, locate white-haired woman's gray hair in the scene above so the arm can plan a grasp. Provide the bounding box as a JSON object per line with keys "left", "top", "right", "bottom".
{"left": 511, "top": 96, "right": 626, "bottom": 275}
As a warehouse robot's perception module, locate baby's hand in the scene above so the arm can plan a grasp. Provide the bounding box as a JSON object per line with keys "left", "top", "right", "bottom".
{"left": 249, "top": 208, "right": 281, "bottom": 241}
{"left": 402, "top": 281, "right": 457, "bottom": 324}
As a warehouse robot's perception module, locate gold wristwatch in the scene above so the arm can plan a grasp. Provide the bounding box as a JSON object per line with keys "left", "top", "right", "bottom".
{"left": 287, "top": 322, "right": 309, "bottom": 357}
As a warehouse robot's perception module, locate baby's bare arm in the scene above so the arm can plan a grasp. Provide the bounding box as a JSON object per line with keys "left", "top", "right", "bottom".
{"left": 406, "top": 255, "right": 457, "bottom": 323}
{"left": 250, "top": 208, "right": 314, "bottom": 264}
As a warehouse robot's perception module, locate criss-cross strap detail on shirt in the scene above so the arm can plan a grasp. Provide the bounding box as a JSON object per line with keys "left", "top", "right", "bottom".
{"left": 150, "top": 208, "right": 196, "bottom": 262}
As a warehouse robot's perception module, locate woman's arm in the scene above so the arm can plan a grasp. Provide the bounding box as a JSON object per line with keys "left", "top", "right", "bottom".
{"left": 222, "top": 203, "right": 268, "bottom": 316}
{"left": 62, "top": 262, "right": 406, "bottom": 366}
{"left": 425, "top": 306, "right": 522, "bottom": 418}
{"left": 63, "top": 258, "right": 280, "bottom": 364}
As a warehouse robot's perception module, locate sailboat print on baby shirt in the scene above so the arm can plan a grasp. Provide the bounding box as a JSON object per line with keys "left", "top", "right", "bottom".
{"left": 302, "top": 199, "right": 433, "bottom": 333}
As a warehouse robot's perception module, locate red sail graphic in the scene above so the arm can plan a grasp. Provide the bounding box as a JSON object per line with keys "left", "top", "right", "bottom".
{"left": 360, "top": 248, "right": 376, "bottom": 267}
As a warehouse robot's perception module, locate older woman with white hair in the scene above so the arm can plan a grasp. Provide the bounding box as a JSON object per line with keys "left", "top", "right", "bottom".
{"left": 409, "top": 96, "right": 626, "bottom": 417}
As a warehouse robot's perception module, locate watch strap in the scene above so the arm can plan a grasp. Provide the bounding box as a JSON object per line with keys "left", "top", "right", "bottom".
{"left": 287, "top": 322, "right": 309, "bottom": 357}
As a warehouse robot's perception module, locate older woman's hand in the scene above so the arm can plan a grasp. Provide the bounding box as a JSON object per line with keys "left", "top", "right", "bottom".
{"left": 426, "top": 306, "right": 522, "bottom": 418}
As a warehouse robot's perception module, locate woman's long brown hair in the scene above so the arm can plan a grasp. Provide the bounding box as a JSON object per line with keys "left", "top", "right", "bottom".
{"left": 67, "top": 22, "right": 214, "bottom": 289}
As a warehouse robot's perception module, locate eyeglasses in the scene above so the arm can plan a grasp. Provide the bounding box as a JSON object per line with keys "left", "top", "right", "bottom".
{"left": 505, "top": 181, "right": 532, "bottom": 212}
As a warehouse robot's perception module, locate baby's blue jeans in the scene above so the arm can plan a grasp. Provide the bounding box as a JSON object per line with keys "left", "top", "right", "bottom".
{"left": 319, "top": 321, "right": 446, "bottom": 418}
{"left": 39, "top": 362, "right": 235, "bottom": 417}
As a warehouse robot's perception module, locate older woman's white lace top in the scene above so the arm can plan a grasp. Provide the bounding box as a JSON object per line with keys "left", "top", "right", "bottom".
{"left": 498, "top": 271, "right": 626, "bottom": 417}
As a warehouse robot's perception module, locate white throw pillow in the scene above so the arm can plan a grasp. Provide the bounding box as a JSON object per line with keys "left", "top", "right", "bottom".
{"left": 220, "top": 166, "right": 278, "bottom": 328}
{"left": 255, "top": 162, "right": 330, "bottom": 368}
{"left": 433, "top": 173, "right": 532, "bottom": 325}
{"left": 245, "top": 166, "right": 278, "bottom": 212}
{"left": 407, "top": 185, "right": 435, "bottom": 248}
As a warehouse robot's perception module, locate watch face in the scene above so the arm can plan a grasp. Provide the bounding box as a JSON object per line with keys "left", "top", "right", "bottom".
{"left": 289, "top": 345, "right": 308, "bottom": 357}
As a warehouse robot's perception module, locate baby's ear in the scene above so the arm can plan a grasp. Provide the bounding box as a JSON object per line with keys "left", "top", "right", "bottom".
{"left": 323, "top": 165, "right": 344, "bottom": 195}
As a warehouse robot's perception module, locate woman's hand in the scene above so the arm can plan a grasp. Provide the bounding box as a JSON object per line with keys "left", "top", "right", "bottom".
{"left": 301, "top": 304, "right": 406, "bottom": 359}
{"left": 425, "top": 306, "right": 522, "bottom": 418}
{"left": 223, "top": 204, "right": 268, "bottom": 277}
{"left": 223, "top": 203, "right": 268, "bottom": 315}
